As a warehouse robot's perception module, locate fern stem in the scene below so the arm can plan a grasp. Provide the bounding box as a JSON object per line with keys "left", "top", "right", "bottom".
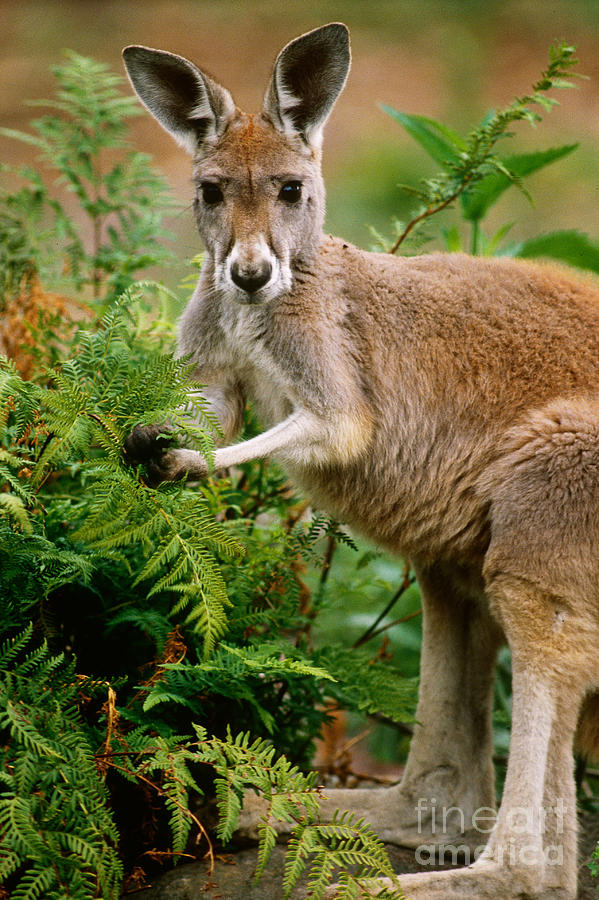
{"left": 352, "top": 563, "right": 414, "bottom": 648}
{"left": 106, "top": 758, "right": 215, "bottom": 874}
{"left": 388, "top": 185, "right": 467, "bottom": 254}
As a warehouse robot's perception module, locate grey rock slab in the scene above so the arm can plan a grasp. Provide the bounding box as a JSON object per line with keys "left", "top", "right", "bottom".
{"left": 134, "top": 845, "right": 309, "bottom": 899}
{"left": 133, "top": 811, "right": 599, "bottom": 899}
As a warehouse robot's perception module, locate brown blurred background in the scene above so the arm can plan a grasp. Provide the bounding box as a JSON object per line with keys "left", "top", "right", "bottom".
{"left": 2, "top": 0, "right": 599, "bottom": 267}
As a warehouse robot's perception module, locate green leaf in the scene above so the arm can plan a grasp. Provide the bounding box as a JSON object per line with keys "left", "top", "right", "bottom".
{"left": 0, "top": 494, "right": 33, "bottom": 534}
{"left": 460, "top": 144, "right": 578, "bottom": 222}
{"left": 483, "top": 222, "right": 515, "bottom": 256}
{"left": 442, "top": 225, "right": 463, "bottom": 252}
{"left": 381, "top": 106, "right": 465, "bottom": 166}
{"left": 509, "top": 230, "right": 599, "bottom": 273}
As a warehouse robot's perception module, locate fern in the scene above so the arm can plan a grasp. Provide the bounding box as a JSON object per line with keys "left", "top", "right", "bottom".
{"left": 142, "top": 738, "right": 199, "bottom": 855}
{"left": 0, "top": 50, "right": 423, "bottom": 900}
{"left": 0, "top": 629, "right": 122, "bottom": 900}
{"left": 75, "top": 470, "right": 241, "bottom": 655}
{"left": 0, "top": 51, "right": 176, "bottom": 300}
{"left": 0, "top": 295, "right": 243, "bottom": 654}
{"left": 284, "top": 812, "right": 402, "bottom": 900}
{"left": 316, "top": 646, "right": 418, "bottom": 725}
{"left": 180, "top": 729, "right": 403, "bottom": 898}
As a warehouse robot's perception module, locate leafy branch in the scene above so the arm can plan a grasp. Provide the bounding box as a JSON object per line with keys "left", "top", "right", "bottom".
{"left": 384, "top": 41, "right": 580, "bottom": 253}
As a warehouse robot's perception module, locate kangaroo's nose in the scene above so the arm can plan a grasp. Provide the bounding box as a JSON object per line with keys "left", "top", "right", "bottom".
{"left": 230, "top": 259, "right": 272, "bottom": 294}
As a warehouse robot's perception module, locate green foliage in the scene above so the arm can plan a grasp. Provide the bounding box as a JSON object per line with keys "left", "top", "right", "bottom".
{"left": 0, "top": 626, "right": 122, "bottom": 900}
{"left": 0, "top": 51, "right": 175, "bottom": 303}
{"left": 187, "top": 729, "right": 403, "bottom": 899}
{"left": 316, "top": 646, "right": 418, "bottom": 724}
{"left": 589, "top": 844, "right": 599, "bottom": 890}
{"left": 284, "top": 811, "right": 400, "bottom": 900}
{"left": 380, "top": 41, "right": 598, "bottom": 263}
{"left": 511, "top": 229, "right": 599, "bottom": 273}
{"left": 0, "top": 52, "right": 414, "bottom": 899}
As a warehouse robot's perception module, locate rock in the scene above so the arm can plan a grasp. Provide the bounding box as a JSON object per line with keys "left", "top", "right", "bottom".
{"left": 134, "top": 811, "right": 599, "bottom": 899}
{"left": 134, "top": 845, "right": 309, "bottom": 899}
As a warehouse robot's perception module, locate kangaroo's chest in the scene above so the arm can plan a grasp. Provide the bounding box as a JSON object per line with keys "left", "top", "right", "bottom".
{"left": 239, "top": 359, "right": 294, "bottom": 425}
{"left": 222, "top": 319, "right": 294, "bottom": 426}
{"left": 221, "top": 300, "right": 332, "bottom": 425}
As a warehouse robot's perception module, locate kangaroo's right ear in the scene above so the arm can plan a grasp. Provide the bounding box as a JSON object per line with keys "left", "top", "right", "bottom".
{"left": 263, "top": 23, "right": 350, "bottom": 149}
{"left": 122, "top": 46, "right": 236, "bottom": 154}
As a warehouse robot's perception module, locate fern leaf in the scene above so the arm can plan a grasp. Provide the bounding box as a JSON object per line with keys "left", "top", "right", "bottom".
{"left": 10, "top": 865, "right": 55, "bottom": 900}
{"left": 283, "top": 825, "right": 315, "bottom": 899}
{"left": 0, "top": 623, "right": 34, "bottom": 667}
{"left": 214, "top": 774, "right": 243, "bottom": 843}
{"left": 254, "top": 822, "right": 278, "bottom": 881}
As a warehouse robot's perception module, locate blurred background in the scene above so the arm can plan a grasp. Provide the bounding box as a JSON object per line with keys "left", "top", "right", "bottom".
{"left": 3, "top": 0, "right": 599, "bottom": 266}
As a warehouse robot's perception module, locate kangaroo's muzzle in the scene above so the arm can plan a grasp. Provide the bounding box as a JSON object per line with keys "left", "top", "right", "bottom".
{"left": 225, "top": 236, "right": 280, "bottom": 302}
{"left": 230, "top": 258, "right": 272, "bottom": 294}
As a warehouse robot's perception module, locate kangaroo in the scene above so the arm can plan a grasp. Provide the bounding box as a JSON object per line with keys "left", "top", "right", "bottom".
{"left": 123, "top": 24, "right": 599, "bottom": 899}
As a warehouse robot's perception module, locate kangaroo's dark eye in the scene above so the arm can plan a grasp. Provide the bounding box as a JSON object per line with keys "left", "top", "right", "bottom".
{"left": 201, "top": 182, "right": 224, "bottom": 205}
{"left": 279, "top": 181, "right": 302, "bottom": 204}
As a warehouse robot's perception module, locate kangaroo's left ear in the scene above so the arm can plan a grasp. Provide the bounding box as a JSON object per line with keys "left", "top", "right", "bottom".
{"left": 263, "top": 23, "right": 350, "bottom": 149}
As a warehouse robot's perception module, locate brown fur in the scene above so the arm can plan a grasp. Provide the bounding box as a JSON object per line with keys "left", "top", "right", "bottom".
{"left": 123, "top": 24, "right": 599, "bottom": 899}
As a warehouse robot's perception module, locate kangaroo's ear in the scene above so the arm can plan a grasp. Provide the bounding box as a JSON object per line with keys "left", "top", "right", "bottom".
{"left": 122, "top": 46, "right": 235, "bottom": 154}
{"left": 263, "top": 23, "right": 350, "bottom": 148}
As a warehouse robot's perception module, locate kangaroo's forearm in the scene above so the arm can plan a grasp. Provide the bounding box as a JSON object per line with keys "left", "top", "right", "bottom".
{"left": 166, "top": 405, "right": 371, "bottom": 479}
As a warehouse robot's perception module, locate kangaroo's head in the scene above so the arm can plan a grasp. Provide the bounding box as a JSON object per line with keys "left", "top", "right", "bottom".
{"left": 123, "top": 24, "right": 350, "bottom": 304}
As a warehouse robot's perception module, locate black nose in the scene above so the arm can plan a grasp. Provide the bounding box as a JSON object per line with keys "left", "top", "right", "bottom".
{"left": 230, "top": 260, "right": 272, "bottom": 294}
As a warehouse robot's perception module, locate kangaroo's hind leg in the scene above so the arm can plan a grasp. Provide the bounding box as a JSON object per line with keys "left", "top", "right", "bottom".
{"left": 237, "top": 559, "right": 503, "bottom": 851}
{"left": 477, "top": 398, "right": 599, "bottom": 897}
{"left": 378, "top": 559, "right": 503, "bottom": 849}
{"left": 357, "top": 398, "right": 599, "bottom": 899}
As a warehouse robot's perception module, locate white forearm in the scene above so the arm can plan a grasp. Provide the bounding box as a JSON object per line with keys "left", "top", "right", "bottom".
{"left": 213, "top": 409, "right": 324, "bottom": 468}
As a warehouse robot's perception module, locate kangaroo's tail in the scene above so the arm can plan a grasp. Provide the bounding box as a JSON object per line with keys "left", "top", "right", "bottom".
{"left": 575, "top": 693, "right": 599, "bottom": 762}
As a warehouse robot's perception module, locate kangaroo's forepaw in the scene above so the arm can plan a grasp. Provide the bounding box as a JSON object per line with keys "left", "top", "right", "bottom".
{"left": 124, "top": 423, "right": 174, "bottom": 467}
{"left": 124, "top": 424, "right": 209, "bottom": 486}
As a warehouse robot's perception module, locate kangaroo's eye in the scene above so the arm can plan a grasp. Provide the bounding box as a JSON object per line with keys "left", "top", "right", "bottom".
{"left": 279, "top": 181, "right": 302, "bottom": 204}
{"left": 201, "top": 182, "right": 224, "bottom": 205}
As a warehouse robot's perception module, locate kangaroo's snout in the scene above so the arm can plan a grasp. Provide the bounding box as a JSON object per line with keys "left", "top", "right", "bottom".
{"left": 224, "top": 235, "right": 281, "bottom": 302}
{"left": 230, "top": 257, "right": 272, "bottom": 295}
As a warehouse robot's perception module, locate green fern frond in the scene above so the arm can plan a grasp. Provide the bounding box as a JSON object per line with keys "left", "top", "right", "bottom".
{"left": 214, "top": 774, "right": 243, "bottom": 844}
{"left": 0, "top": 492, "right": 33, "bottom": 532}
{"left": 0, "top": 622, "right": 34, "bottom": 666}
{"left": 220, "top": 644, "right": 336, "bottom": 682}
{"left": 316, "top": 646, "right": 418, "bottom": 724}
{"left": 255, "top": 822, "right": 278, "bottom": 880}
{"left": 283, "top": 813, "right": 402, "bottom": 900}
{"left": 0, "top": 629, "right": 123, "bottom": 899}
{"left": 9, "top": 865, "right": 56, "bottom": 900}
{"left": 0, "top": 357, "right": 39, "bottom": 436}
